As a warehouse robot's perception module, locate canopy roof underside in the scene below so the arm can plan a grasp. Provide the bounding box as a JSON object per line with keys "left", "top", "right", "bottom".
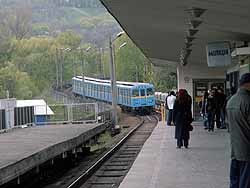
{"left": 100, "top": 0, "right": 250, "bottom": 66}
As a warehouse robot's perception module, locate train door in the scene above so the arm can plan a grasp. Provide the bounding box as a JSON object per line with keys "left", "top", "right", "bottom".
{"left": 193, "top": 79, "right": 225, "bottom": 119}
{"left": 193, "top": 81, "right": 208, "bottom": 119}
{"left": 140, "top": 89, "right": 146, "bottom": 105}
{"left": 0, "top": 109, "right": 6, "bottom": 130}
{"left": 121, "top": 89, "right": 125, "bottom": 105}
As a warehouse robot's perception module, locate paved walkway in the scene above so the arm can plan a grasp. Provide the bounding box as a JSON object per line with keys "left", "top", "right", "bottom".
{"left": 119, "top": 121, "right": 230, "bottom": 188}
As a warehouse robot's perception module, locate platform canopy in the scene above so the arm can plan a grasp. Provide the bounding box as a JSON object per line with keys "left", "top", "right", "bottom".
{"left": 100, "top": 0, "right": 250, "bottom": 66}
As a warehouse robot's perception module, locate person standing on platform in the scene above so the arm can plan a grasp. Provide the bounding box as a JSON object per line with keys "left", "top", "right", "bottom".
{"left": 214, "top": 89, "right": 222, "bottom": 129}
{"left": 218, "top": 88, "right": 227, "bottom": 129}
{"left": 206, "top": 89, "right": 216, "bottom": 131}
{"left": 173, "top": 89, "right": 193, "bottom": 149}
{"left": 226, "top": 73, "right": 250, "bottom": 188}
{"left": 224, "top": 87, "right": 237, "bottom": 129}
{"left": 166, "top": 91, "right": 176, "bottom": 126}
{"left": 201, "top": 91, "right": 209, "bottom": 129}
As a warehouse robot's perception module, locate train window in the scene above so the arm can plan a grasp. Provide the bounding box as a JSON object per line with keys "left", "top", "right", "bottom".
{"left": 132, "top": 89, "right": 139, "bottom": 97}
{"left": 118, "top": 88, "right": 120, "bottom": 96}
{"left": 147, "top": 88, "right": 154, "bottom": 96}
{"left": 140, "top": 89, "right": 145, "bottom": 96}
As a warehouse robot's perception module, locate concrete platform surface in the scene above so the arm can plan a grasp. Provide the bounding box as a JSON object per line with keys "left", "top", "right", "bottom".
{"left": 0, "top": 123, "right": 107, "bottom": 185}
{"left": 119, "top": 121, "right": 230, "bottom": 188}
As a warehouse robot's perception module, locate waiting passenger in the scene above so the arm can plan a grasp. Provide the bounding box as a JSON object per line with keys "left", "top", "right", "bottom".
{"left": 224, "top": 87, "right": 237, "bottom": 129}
{"left": 173, "top": 89, "right": 193, "bottom": 149}
{"left": 201, "top": 91, "right": 209, "bottom": 129}
{"left": 165, "top": 91, "right": 176, "bottom": 126}
{"left": 206, "top": 89, "right": 216, "bottom": 131}
{"left": 217, "top": 88, "right": 227, "bottom": 129}
{"left": 226, "top": 73, "right": 250, "bottom": 188}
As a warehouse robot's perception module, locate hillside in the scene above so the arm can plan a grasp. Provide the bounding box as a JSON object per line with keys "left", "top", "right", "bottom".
{"left": 0, "top": 0, "right": 121, "bottom": 46}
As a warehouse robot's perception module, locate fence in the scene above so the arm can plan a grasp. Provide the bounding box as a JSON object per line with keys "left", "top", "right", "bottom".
{"left": 34, "top": 103, "right": 99, "bottom": 125}
{"left": 1, "top": 102, "right": 112, "bottom": 129}
{"left": 14, "top": 106, "right": 35, "bottom": 127}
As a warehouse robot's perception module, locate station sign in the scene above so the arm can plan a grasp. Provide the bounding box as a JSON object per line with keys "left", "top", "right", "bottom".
{"left": 206, "top": 42, "right": 231, "bottom": 67}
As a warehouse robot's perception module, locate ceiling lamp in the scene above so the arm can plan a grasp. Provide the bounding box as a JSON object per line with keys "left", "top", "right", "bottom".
{"left": 187, "top": 29, "right": 198, "bottom": 36}
{"left": 188, "top": 19, "right": 202, "bottom": 29}
{"left": 180, "top": 57, "right": 188, "bottom": 66}
{"left": 186, "top": 7, "right": 206, "bottom": 18}
{"left": 180, "top": 48, "right": 192, "bottom": 62}
{"left": 185, "top": 42, "right": 193, "bottom": 48}
{"left": 185, "top": 36, "right": 195, "bottom": 43}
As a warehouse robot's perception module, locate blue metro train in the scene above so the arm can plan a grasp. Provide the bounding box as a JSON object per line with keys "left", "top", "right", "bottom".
{"left": 72, "top": 76, "right": 155, "bottom": 112}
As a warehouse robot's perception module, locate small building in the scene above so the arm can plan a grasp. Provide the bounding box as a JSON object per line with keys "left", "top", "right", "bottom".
{"left": 16, "top": 100, "right": 54, "bottom": 126}
{"left": 0, "top": 99, "right": 16, "bottom": 130}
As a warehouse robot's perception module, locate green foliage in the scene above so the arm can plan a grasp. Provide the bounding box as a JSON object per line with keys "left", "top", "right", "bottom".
{"left": 32, "top": 23, "right": 50, "bottom": 36}
{"left": 100, "top": 34, "right": 176, "bottom": 90}
{"left": 111, "top": 35, "right": 154, "bottom": 83}
{"left": 56, "top": 31, "right": 81, "bottom": 49}
{"left": 80, "top": 13, "right": 115, "bottom": 29}
{"left": 0, "top": 1, "right": 177, "bottom": 100}
{"left": 0, "top": 63, "right": 38, "bottom": 99}
{"left": 153, "top": 66, "right": 177, "bottom": 91}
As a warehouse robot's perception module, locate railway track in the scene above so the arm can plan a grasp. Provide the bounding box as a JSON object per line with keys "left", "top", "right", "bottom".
{"left": 66, "top": 115, "right": 158, "bottom": 188}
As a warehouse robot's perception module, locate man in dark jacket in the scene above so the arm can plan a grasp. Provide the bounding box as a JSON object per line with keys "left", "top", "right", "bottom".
{"left": 226, "top": 73, "right": 250, "bottom": 188}
{"left": 206, "top": 89, "right": 216, "bottom": 131}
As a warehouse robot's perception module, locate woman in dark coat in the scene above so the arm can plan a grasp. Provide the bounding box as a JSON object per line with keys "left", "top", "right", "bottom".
{"left": 173, "top": 89, "right": 193, "bottom": 148}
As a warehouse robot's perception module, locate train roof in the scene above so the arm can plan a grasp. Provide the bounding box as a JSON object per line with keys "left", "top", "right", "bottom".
{"left": 73, "top": 76, "right": 154, "bottom": 88}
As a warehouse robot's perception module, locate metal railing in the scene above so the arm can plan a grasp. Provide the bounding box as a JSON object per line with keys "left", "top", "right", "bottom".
{"left": 35, "top": 103, "right": 98, "bottom": 125}
{"left": 14, "top": 106, "right": 35, "bottom": 127}
{"left": 1, "top": 102, "right": 112, "bottom": 129}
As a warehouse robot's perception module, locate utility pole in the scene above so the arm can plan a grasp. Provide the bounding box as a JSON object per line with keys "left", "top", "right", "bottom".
{"left": 109, "top": 36, "right": 118, "bottom": 125}
{"left": 135, "top": 65, "right": 139, "bottom": 82}
{"left": 60, "top": 49, "right": 63, "bottom": 91}
{"left": 99, "top": 48, "right": 104, "bottom": 79}
{"left": 80, "top": 48, "right": 85, "bottom": 96}
{"left": 73, "top": 51, "right": 76, "bottom": 77}
{"left": 55, "top": 48, "right": 59, "bottom": 89}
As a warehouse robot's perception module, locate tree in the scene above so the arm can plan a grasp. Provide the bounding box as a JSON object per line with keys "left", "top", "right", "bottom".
{"left": 56, "top": 31, "right": 81, "bottom": 49}
{"left": 0, "top": 63, "right": 38, "bottom": 99}
{"left": 114, "top": 34, "right": 152, "bottom": 82}
{"left": 6, "top": 6, "right": 32, "bottom": 40}
{"left": 0, "top": 10, "right": 12, "bottom": 64}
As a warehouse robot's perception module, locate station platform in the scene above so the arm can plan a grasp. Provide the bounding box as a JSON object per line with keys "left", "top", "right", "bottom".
{"left": 0, "top": 123, "right": 107, "bottom": 186}
{"left": 119, "top": 121, "right": 230, "bottom": 188}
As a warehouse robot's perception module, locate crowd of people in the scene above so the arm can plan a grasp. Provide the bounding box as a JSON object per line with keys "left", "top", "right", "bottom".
{"left": 164, "top": 73, "right": 250, "bottom": 187}
{"left": 200, "top": 87, "right": 234, "bottom": 131}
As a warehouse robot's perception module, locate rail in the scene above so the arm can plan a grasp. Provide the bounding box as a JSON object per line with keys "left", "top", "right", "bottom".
{"left": 66, "top": 115, "right": 158, "bottom": 188}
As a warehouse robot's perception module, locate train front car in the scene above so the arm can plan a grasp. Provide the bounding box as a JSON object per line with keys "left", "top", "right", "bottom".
{"left": 72, "top": 76, "right": 156, "bottom": 114}
{"left": 72, "top": 76, "right": 84, "bottom": 96}
{"left": 129, "top": 83, "right": 155, "bottom": 114}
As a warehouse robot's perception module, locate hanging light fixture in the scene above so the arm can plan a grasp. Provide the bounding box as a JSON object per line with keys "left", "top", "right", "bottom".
{"left": 185, "top": 36, "right": 196, "bottom": 43}
{"left": 185, "top": 42, "right": 193, "bottom": 48}
{"left": 188, "top": 19, "right": 203, "bottom": 29}
{"left": 186, "top": 7, "right": 206, "bottom": 18}
{"left": 187, "top": 29, "right": 198, "bottom": 36}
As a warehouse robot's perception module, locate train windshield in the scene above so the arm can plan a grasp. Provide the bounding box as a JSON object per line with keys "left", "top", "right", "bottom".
{"left": 140, "top": 89, "right": 145, "bottom": 96}
{"left": 132, "top": 89, "right": 139, "bottom": 97}
{"left": 147, "top": 88, "right": 154, "bottom": 96}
